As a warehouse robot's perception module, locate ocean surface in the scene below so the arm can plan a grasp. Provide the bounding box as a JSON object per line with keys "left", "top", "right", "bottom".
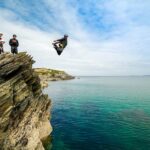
{"left": 44, "top": 77, "right": 150, "bottom": 150}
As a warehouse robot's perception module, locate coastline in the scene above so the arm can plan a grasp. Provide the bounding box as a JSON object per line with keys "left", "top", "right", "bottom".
{"left": 0, "top": 52, "right": 74, "bottom": 149}
{"left": 34, "top": 68, "right": 75, "bottom": 88}
{"left": 0, "top": 53, "right": 52, "bottom": 149}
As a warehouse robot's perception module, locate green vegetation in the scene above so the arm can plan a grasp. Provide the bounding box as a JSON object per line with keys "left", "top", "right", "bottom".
{"left": 34, "top": 68, "right": 65, "bottom": 76}
{"left": 34, "top": 68, "right": 74, "bottom": 88}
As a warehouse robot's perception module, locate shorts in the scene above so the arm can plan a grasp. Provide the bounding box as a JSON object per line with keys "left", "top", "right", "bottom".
{"left": 11, "top": 46, "right": 18, "bottom": 54}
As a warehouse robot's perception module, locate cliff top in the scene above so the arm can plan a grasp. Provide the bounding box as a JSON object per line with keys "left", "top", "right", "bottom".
{"left": 0, "top": 52, "right": 34, "bottom": 83}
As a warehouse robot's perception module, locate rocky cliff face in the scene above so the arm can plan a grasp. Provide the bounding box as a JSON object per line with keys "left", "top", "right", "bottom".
{"left": 0, "top": 52, "right": 52, "bottom": 150}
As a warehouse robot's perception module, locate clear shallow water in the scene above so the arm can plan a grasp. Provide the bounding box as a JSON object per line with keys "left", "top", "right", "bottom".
{"left": 44, "top": 77, "right": 150, "bottom": 150}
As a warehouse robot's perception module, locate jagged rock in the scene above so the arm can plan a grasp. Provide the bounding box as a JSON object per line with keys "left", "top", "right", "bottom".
{"left": 0, "top": 52, "right": 52, "bottom": 150}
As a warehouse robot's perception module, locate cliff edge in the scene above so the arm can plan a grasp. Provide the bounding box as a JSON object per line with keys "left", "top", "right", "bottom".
{"left": 0, "top": 52, "right": 52, "bottom": 150}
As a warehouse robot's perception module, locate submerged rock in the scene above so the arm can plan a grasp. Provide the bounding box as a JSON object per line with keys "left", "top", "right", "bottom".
{"left": 0, "top": 52, "right": 52, "bottom": 150}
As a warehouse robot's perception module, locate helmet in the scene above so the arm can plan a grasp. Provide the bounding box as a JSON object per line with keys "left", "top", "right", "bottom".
{"left": 13, "top": 34, "right": 17, "bottom": 37}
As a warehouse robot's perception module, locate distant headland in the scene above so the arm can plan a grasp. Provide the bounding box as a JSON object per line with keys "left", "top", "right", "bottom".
{"left": 34, "top": 68, "right": 75, "bottom": 88}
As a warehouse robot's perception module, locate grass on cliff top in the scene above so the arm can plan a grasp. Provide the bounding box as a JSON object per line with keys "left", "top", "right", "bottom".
{"left": 34, "top": 68, "right": 65, "bottom": 75}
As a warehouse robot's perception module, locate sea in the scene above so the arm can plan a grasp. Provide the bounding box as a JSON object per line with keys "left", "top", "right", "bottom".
{"left": 44, "top": 76, "right": 150, "bottom": 150}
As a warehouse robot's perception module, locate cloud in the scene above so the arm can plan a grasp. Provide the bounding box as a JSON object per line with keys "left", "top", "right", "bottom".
{"left": 0, "top": 0, "right": 150, "bottom": 75}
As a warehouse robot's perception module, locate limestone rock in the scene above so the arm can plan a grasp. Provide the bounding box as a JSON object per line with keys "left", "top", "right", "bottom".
{"left": 0, "top": 52, "right": 52, "bottom": 150}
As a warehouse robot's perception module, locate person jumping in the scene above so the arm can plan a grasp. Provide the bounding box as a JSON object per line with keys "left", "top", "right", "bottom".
{"left": 52, "top": 34, "right": 68, "bottom": 55}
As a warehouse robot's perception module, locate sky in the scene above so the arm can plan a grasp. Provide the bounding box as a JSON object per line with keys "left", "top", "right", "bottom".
{"left": 0, "top": 0, "right": 150, "bottom": 76}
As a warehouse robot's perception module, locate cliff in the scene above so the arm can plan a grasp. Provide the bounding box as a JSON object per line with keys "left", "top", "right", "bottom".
{"left": 34, "top": 68, "right": 75, "bottom": 88}
{"left": 0, "top": 53, "right": 52, "bottom": 150}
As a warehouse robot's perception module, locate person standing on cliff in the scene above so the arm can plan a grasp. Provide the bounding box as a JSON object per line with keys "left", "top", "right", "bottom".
{"left": 9, "top": 34, "right": 19, "bottom": 55}
{"left": 0, "top": 33, "right": 5, "bottom": 54}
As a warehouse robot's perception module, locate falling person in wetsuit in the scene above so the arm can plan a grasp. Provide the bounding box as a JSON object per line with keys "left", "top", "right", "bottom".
{"left": 0, "top": 33, "right": 5, "bottom": 54}
{"left": 9, "top": 34, "right": 19, "bottom": 55}
{"left": 52, "top": 34, "right": 68, "bottom": 55}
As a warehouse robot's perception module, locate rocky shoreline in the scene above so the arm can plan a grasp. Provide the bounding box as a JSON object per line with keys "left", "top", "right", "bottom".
{"left": 0, "top": 52, "right": 52, "bottom": 149}
{"left": 34, "top": 68, "right": 75, "bottom": 88}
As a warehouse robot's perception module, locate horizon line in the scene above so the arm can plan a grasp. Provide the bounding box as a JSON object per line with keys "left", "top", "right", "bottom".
{"left": 75, "top": 75, "right": 150, "bottom": 77}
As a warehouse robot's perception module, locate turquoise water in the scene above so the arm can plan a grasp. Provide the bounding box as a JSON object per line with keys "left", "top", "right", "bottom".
{"left": 44, "top": 77, "right": 150, "bottom": 150}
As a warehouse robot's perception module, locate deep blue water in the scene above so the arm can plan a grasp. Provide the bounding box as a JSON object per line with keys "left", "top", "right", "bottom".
{"left": 44, "top": 77, "right": 150, "bottom": 150}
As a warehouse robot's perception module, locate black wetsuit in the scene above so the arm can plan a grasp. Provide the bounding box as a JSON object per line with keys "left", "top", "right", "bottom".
{"left": 53, "top": 37, "right": 68, "bottom": 55}
{"left": 9, "top": 38, "right": 19, "bottom": 54}
{"left": 56, "top": 37, "right": 67, "bottom": 48}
